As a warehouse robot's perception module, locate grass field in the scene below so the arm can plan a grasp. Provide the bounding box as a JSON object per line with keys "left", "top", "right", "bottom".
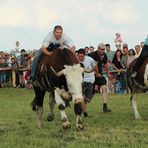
{"left": 0, "top": 88, "right": 148, "bottom": 148}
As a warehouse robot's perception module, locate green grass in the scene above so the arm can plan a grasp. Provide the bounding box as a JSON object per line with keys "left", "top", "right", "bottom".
{"left": 0, "top": 88, "right": 148, "bottom": 148}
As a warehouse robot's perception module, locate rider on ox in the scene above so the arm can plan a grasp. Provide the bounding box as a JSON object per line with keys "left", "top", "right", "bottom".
{"left": 131, "top": 35, "right": 148, "bottom": 78}
{"left": 28, "top": 25, "right": 76, "bottom": 83}
{"left": 30, "top": 25, "right": 87, "bottom": 130}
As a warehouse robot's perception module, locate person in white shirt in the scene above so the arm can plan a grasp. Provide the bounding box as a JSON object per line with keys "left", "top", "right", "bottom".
{"left": 28, "top": 25, "right": 76, "bottom": 83}
{"left": 78, "top": 48, "right": 96, "bottom": 117}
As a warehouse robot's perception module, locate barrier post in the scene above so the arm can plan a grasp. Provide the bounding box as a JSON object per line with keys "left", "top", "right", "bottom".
{"left": 12, "top": 70, "right": 16, "bottom": 87}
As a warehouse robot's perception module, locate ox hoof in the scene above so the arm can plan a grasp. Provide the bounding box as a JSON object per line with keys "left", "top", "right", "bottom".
{"left": 61, "top": 118, "right": 70, "bottom": 130}
{"left": 76, "top": 125, "right": 84, "bottom": 132}
{"left": 37, "top": 122, "right": 43, "bottom": 129}
{"left": 47, "top": 113, "right": 54, "bottom": 121}
{"left": 135, "top": 116, "right": 142, "bottom": 120}
{"left": 76, "top": 116, "right": 83, "bottom": 131}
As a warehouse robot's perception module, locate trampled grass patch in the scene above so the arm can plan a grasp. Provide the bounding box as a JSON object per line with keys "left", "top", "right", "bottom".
{"left": 0, "top": 88, "right": 148, "bottom": 148}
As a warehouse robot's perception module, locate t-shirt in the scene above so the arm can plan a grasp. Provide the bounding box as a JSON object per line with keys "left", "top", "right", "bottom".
{"left": 106, "top": 51, "right": 115, "bottom": 62}
{"left": 88, "top": 51, "right": 107, "bottom": 74}
{"left": 80, "top": 56, "right": 96, "bottom": 83}
{"left": 42, "top": 31, "right": 74, "bottom": 49}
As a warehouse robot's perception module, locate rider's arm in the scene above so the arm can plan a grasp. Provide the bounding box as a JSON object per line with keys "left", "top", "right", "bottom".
{"left": 41, "top": 47, "right": 52, "bottom": 56}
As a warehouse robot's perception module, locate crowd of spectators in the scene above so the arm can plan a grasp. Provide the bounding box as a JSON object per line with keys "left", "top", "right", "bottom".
{"left": 0, "top": 35, "right": 144, "bottom": 94}
{"left": 0, "top": 41, "right": 38, "bottom": 88}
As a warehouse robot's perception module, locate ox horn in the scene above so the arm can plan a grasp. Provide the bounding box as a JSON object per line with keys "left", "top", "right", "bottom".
{"left": 50, "top": 66, "right": 64, "bottom": 77}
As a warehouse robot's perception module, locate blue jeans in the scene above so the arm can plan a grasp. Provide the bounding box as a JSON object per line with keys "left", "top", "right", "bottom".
{"left": 31, "top": 48, "right": 42, "bottom": 77}
{"left": 0, "top": 73, "right": 7, "bottom": 83}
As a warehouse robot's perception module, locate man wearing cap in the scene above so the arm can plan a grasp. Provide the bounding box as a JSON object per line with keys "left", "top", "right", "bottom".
{"left": 131, "top": 35, "right": 148, "bottom": 78}
{"left": 28, "top": 25, "right": 76, "bottom": 83}
{"left": 88, "top": 43, "right": 111, "bottom": 113}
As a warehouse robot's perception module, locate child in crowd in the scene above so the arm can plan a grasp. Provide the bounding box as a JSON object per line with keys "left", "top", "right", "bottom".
{"left": 114, "top": 33, "right": 122, "bottom": 50}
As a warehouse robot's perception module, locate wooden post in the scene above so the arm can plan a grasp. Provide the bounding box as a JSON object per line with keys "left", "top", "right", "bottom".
{"left": 12, "top": 70, "right": 16, "bottom": 88}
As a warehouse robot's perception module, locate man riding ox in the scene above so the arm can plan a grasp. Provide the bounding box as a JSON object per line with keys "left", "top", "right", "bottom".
{"left": 30, "top": 25, "right": 90, "bottom": 130}
{"left": 127, "top": 35, "right": 148, "bottom": 119}
{"left": 28, "top": 25, "right": 75, "bottom": 83}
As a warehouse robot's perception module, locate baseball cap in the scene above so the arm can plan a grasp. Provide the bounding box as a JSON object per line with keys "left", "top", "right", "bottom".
{"left": 98, "top": 43, "right": 106, "bottom": 49}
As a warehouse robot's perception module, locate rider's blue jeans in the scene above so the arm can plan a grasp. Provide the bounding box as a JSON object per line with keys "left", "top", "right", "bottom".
{"left": 31, "top": 48, "right": 42, "bottom": 77}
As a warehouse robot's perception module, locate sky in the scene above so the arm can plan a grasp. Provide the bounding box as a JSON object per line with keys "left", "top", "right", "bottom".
{"left": 0, "top": 0, "right": 148, "bottom": 52}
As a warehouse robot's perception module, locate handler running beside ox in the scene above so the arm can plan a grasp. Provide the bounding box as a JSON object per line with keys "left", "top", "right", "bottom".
{"left": 88, "top": 43, "right": 111, "bottom": 113}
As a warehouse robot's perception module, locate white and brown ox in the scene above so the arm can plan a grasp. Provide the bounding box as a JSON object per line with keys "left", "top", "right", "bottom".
{"left": 32, "top": 48, "right": 90, "bottom": 131}
{"left": 127, "top": 58, "right": 148, "bottom": 119}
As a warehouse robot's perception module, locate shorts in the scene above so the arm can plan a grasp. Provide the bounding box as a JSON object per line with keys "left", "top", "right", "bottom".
{"left": 95, "top": 76, "right": 107, "bottom": 86}
{"left": 82, "top": 82, "right": 94, "bottom": 102}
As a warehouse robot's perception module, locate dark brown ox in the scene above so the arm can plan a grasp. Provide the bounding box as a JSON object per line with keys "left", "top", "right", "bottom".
{"left": 32, "top": 48, "right": 85, "bottom": 130}
{"left": 127, "top": 57, "right": 148, "bottom": 119}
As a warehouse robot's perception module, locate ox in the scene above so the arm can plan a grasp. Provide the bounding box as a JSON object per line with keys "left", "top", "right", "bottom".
{"left": 127, "top": 58, "right": 148, "bottom": 119}
{"left": 32, "top": 48, "right": 87, "bottom": 130}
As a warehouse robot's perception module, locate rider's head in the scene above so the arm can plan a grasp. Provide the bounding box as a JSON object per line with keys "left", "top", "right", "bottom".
{"left": 54, "top": 25, "right": 63, "bottom": 40}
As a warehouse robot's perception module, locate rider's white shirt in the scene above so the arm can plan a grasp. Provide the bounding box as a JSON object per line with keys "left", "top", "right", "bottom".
{"left": 42, "top": 31, "right": 74, "bottom": 48}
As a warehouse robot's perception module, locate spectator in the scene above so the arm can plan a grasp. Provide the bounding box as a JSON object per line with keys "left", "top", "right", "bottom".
{"left": 105, "top": 44, "right": 115, "bottom": 62}
{"left": 127, "top": 48, "right": 136, "bottom": 67}
{"left": 89, "top": 46, "right": 95, "bottom": 53}
{"left": 112, "top": 50, "right": 126, "bottom": 93}
{"left": 121, "top": 46, "right": 129, "bottom": 68}
{"left": 77, "top": 48, "right": 96, "bottom": 117}
{"left": 112, "top": 50, "right": 124, "bottom": 70}
{"left": 105, "top": 61, "right": 116, "bottom": 94}
{"left": 10, "top": 41, "right": 20, "bottom": 58}
{"left": 11, "top": 57, "right": 20, "bottom": 88}
{"left": 114, "top": 33, "right": 122, "bottom": 50}
{"left": 84, "top": 46, "right": 89, "bottom": 54}
{"left": 18, "top": 49, "right": 27, "bottom": 88}
{"left": 135, "top": 45, "right": 141, "bottom": 58}
{"left": 0, "top": 58, "right": 9, "bottom": 87}
{"left": 140, "top": 41, "right": 144, "bottom": 49}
